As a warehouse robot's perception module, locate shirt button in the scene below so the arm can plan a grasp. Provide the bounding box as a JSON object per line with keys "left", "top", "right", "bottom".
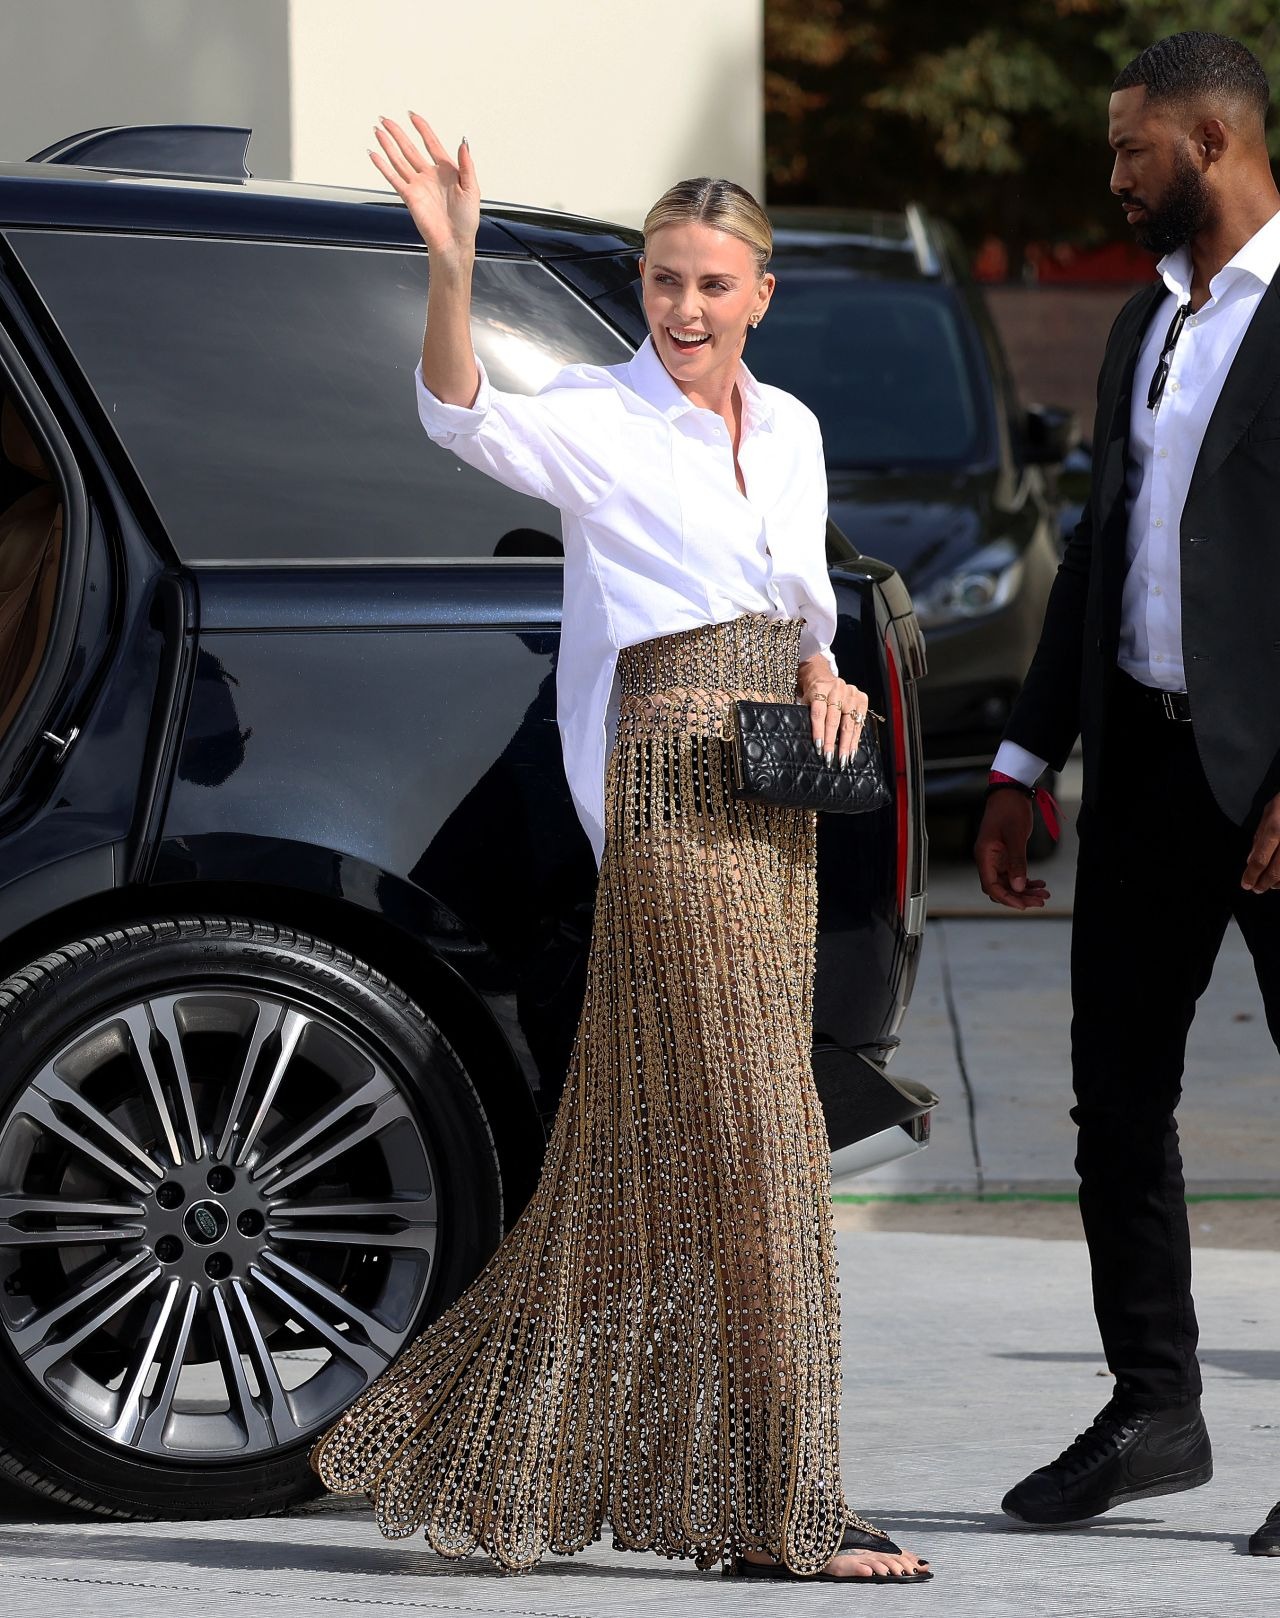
{"left": 1152, "top": 585, "right": 1163, "bottom": 596}
{"left": 1159, "top": 447, "right": 1169, "bottom": 458}
{"left": 1153, "top": 518, "right": 1164, "bottom": 528}
{"left": 1170, "top": 380, "right": 1181, "bottom": 392}
{"left": 1155, "top": 653, "right": 1165, "bottom": 663}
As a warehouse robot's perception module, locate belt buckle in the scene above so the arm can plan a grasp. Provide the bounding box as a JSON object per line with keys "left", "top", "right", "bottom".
{"left": 1160, "top": 689, "right": 1189, "bottom": 723}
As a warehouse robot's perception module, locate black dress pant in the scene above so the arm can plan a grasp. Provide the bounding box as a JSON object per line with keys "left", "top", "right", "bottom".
{"left": 1071, "top": 673, "right": 1280, "bottom": 1410}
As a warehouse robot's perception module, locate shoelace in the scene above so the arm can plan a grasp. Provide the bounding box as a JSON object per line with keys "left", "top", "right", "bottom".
{"left": 1053, "top": 1400, "right": 1145, "bottom": 1479}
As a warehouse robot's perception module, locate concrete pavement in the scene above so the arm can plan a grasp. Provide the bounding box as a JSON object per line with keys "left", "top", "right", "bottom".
{"left": 0, "top": 1224, "right": 1275, "bottom": 1618}
{"left": 1, "top": 776, "right": 1276, "bottom": 1617}
{"left": 837, "top": 914, "right": 1280, "bottom": 1196}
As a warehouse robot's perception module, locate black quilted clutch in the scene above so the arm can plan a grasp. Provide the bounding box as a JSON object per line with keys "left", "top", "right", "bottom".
{"left": 731, "top": 700, "right": 891, "bottom": 815}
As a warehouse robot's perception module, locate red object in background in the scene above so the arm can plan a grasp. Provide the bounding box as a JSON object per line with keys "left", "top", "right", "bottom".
{"left": 973, "top": 238, "right": 1158, "bottom": 284}
{"left": 1029, "top": 239, "right": 1158, "bottom": 284}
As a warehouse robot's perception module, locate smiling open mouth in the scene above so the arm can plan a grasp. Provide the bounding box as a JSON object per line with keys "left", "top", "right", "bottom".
{"left": 667, "top": 328, "right": 711, "bottom": 350}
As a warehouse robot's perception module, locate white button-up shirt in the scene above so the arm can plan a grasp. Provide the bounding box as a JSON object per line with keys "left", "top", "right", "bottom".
{"left": 415, "top": 335, "right": 838, "bottom": 862}
{"left": 995, "top": 208, "right": 1280, "bottom": 787}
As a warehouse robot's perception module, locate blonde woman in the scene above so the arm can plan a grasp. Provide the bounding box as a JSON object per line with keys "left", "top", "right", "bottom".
{"left": 309, "top": 113, "right": 933, "bottom": 1587}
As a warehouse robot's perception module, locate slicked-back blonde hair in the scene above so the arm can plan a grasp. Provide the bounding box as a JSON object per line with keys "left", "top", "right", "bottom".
{"left": 642, "top": 177, "right": 772, "bottom": 277}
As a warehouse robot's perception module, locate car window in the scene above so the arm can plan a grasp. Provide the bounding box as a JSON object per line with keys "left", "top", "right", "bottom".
{"left": 748, "top": 273, "right": 989, "bottom": 472}
{"left": 4, "top": 231, "right": 633, "bottom": 562}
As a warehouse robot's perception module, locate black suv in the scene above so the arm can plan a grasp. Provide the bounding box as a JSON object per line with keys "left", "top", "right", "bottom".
{"left": 749, "top": 208, "right": 1074, "bottom": 849}
{"left": 0, "top": 127, "right": 929, "bottom": 1520}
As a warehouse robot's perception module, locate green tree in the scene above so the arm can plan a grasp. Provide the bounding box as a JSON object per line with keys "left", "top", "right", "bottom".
{"left": 766, "top": 1, "right": 1280, "bottom": 257}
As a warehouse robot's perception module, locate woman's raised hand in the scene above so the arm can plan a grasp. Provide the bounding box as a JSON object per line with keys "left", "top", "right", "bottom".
{"left": 369, "top": 114, "right": 479, "bottom": 265}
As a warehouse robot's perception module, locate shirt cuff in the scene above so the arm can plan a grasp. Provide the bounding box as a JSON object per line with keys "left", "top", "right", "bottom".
{"left": 414, "top": 358, "right": 491, "bottom": 440}
{"left": 798, "top": 625, "right": 838, "bottom": 680}
{"left": 991, "top": 739, "right": 1050, "bottom": 788}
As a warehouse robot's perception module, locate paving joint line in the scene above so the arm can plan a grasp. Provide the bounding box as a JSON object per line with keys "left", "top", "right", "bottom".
{"left": 0, "top": 1568, "right": 591, "bottom": 1615}
{"left": 936, "top": 922, "right": 985, "bottom": 1196}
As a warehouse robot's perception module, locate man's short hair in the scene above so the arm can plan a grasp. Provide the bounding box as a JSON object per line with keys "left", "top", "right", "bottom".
{"left": 1114, "top": 31, "right": 1270, "bottom": 127}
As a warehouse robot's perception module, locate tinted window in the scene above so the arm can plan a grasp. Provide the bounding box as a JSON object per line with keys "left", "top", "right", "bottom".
{"left": 6, "top": 231, "right": 632, "bottom": 562}
{"left": 748, "top": 273, "right": 988, "bottom": 471}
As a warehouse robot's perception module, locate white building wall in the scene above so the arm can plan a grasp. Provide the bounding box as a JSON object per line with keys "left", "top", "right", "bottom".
{"left": 0, "top": 0, "right": 762, "bottom": 228}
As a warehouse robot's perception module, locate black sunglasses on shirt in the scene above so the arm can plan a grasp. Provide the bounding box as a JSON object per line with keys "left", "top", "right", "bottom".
{"left": 1147, "top": 301, "right": 1190, "bottom": 411}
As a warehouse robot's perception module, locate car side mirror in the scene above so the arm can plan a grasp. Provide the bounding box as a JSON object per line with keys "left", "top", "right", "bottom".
{"left": 1024, "top": 402, "right": 1077, "bottom": 466}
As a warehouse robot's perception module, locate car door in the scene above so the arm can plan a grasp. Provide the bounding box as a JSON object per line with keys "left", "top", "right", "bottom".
{"left": 0, "top": 244, "right": 177, "bottom": 947}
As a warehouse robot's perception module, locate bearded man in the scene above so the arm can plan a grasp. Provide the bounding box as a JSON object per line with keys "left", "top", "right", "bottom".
{"left": 974, "top": 31, "right": 1280, "bottom": 1556}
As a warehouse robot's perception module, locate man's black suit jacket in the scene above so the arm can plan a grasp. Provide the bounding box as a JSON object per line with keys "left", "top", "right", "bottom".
{"left": 1003, "top": 273, "right": 1280, "bottom": 826}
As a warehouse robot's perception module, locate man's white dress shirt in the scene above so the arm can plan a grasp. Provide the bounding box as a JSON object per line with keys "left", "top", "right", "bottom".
{"left": 415, "top": 335, "right": 838, "bottom": 863}
{"left": 995, "top": 208, "right": 1280, "bottom": 788}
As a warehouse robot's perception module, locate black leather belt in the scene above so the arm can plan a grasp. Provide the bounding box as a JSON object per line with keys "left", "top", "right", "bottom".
{"left": 1118, "top": 670, "right": 1191, "bottom": 723}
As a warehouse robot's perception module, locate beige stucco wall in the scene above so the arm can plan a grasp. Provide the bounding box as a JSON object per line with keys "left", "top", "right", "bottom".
{"left": 286, "top": 0, "right": 764, "bottom": 225}
{"left": 0, "top": 0, "right": 762, "bottom": 228}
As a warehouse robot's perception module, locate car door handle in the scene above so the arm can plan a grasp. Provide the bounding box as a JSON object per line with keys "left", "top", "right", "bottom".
{"left": 41, "top": 726, "right": 80, "bottom": 762}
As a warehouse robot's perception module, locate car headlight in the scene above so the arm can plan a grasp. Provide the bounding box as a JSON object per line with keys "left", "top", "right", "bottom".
{"left": 912, "top": 539, "right": 1025, "bottom": 631}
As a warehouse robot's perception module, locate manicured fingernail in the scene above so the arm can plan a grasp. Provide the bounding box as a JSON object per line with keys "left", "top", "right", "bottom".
{"left": 462, "top": 134, "right": 470, "bottom": 147}
{"left": 825, "top": 750, "right": 834, "bottom": 767}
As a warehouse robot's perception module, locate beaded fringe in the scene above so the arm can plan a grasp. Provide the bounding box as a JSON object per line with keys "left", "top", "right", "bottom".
{"left": 310, "top": 615, "right": 850, "bottom": 1574}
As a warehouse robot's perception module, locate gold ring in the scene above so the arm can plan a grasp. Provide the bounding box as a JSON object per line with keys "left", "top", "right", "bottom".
{"left": 811, "top": 692, "right": 828, "bottom": 703}
{"left": 830, "top": 700, "right": 844, "bottom": 713}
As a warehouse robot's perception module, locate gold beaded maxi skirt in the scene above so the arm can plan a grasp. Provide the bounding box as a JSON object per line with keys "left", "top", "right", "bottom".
{"left": 310, "top": 614, "right": 850, "bottom": 1574}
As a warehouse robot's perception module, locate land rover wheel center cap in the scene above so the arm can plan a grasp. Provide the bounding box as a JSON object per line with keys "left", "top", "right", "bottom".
{"left": 184, "top": 1199, "right": 230, "bottom": 1245}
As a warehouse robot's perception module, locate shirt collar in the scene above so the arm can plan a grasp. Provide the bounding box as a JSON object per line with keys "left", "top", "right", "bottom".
{"left": 1158, "top": 205, "right": 1280, "bottom": 304}
{"left": 625, "top": 335, "right": 775, "bottom": 432}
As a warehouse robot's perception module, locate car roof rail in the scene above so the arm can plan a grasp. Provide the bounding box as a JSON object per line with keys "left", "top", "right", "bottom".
{"left": 27, "top": 124, "right": 253, "bottom": 180}
{"left": 904, "top": 203, "right": 941, "bottom": 276}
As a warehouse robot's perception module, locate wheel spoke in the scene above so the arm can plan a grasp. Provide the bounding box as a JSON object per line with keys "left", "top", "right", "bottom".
{"left": 215, "top": 998, "right": 288, "bottom": 1163}
{"left": 229, "top": 1005, "right": 310, "bottom": 1170}
{"left": 262, "top": 1251, "right": 406, "bottom": 1358}
{"left": 209, "top": 1284, "right": 274, "bottom": 1450}
{"left": 136, "top": 1282, "right": 200, "bottom": 1451}
{"left": 251, "top": 1074, "right": 402, "bottom": 1196}
{"left": 0, "top": 1195, "right": 146, "bottom": 1248}
{"left": 268, "top": 1194, "right": 437, "bottom": 1249}
{"left": 118, "top": 999, "right": 204, "bottom": 1167}
{"left": 18, "top": 1256, "right": 163, "bottom": 1381}
{"left": 251, "top": 1255, "right": 397, "bottom": 1371}
{"left": 106, "top": 1275, "right": 185, "bottom": 1445}
{"left": 19, "top": 1072, "right": 162, "bottom": 1192}
{"left": 226, "top": 1278, "right": 304, "bottom": 1443}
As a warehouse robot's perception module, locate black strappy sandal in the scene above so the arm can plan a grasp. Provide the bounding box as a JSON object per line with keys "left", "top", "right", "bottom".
{"left": 723, "top": 1516, "right": 934, "bottom": 1583}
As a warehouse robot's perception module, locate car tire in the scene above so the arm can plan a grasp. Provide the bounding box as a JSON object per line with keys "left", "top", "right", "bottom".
{"left": 0, "top": 916, "right": 504, "bottom": 1519}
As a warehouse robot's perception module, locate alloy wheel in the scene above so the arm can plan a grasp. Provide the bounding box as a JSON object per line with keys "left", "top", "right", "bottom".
{"left": 0, "top": 987, "right": 439, "bottom": 1460}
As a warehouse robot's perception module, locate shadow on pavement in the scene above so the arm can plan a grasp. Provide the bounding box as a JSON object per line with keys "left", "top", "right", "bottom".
{"left": 0, "top": 1525, "right": 717, "bottom": 1579}
{"left": 882, "top": 1506, "right": 1245, "bottom": 1549}
{"left": 994, "top": 1349, "right": 1280, "bottom": 1381}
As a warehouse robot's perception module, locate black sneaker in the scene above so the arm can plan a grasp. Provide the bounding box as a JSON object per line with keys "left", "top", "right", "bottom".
{"left": 1002, "top": 1397, "right": 1212, "bottom": 1525}
{"left": 1249, "top": 1502, "right": 1280, "bottom": 1556}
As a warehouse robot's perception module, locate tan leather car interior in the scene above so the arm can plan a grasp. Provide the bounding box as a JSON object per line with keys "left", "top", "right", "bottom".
{"left": 0, "top": 394, "right": 63, "bottom": 740}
